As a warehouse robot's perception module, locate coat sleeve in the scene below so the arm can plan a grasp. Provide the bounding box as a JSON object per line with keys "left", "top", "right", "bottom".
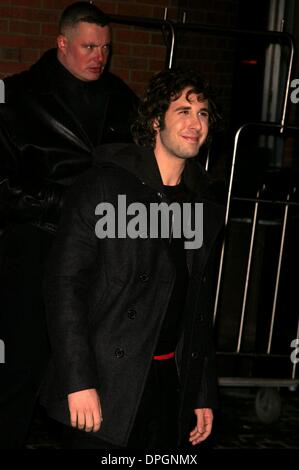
{"left": 44, "top": 169, "right": 103, "bottom": 397}
{"left": 193, "top": 334, "right": 219, "bottom": 409}
{"left": 193, "top": 230, "right": 224, "bottom": 410}
{"left": 0, "top": 109, "right": 64, "bottom": 230}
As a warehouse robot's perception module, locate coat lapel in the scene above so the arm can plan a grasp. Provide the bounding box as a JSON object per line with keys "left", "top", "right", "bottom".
{"left": 32, "top": 92, "right": 93, "bottom": 151}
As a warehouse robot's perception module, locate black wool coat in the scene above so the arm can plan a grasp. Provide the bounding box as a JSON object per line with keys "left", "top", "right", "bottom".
{"left": 0, "top": 50, "right": 137, "bottom": 425}
{"left": 42, "top": 143, "right": 224, "bottom": 447}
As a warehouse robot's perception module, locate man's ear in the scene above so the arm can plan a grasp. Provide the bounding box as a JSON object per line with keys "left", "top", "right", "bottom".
{"left": 57, "top": 34, "right": 67, "bottom": 55}
{"left": 152, "top": 118, "right": 160, "bottom": 131}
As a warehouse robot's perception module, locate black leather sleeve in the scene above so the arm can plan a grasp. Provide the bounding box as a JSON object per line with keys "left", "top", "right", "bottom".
{"left": 0, "top": 112, "right": 64, "bottom": 230}
{"left": 0, "top": 177, "right": 64, "bottom": 226}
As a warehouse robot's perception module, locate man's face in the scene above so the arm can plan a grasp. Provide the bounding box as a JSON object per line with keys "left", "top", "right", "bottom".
{"left": 57, "top": 22, "right": 111, "bottom": 81}
{"left": 155, "top": 88, "right": 209, "bottom": 161}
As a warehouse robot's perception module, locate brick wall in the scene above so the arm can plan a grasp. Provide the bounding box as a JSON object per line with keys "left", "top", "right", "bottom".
{"left": 0, "top": 0, "right": 238, "bottom": 99}
{"left": 175, "top": 0, "right": 239, "bottom": 127}
{"left": 0, "top": 0, "right": 180, "bottom": 96}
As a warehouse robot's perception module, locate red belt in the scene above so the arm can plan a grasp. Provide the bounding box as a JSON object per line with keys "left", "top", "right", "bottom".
{"left": 153, "top": 351, "right": 175, "bottom": 361}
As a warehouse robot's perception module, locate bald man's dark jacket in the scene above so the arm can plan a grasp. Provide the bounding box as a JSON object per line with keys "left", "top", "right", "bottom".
{"left": 0, "top": 48, "right": 138, "bottom": 232}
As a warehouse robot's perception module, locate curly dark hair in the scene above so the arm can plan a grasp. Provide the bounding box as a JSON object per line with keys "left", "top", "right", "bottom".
{"left": 132, "top": 68, "right": 222, "bottom": 148}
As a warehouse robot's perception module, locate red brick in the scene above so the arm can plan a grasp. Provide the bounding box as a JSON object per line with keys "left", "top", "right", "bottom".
{"left": 0, "top": 19, "right": 9, "bottom": 33}
{"left": 130, "top": 81, "right": 146, "bottom": 97}
{"left": 113, "top": 55, "right": 145, "bottom": 70}
{"left": 0, "top": 61, "right": 27, "bottom": 75}
{"left": 153, "top": 5, "right": 177, "bottom": 21}
{"left": 42, "top": 22, "right": 58, "bottom": 36}
{"left": 149, "top": 59, "right": 165, "bottom": 72}
{"left": 20, "top": 47, "right": 41, "bottom": 63}
{"left": 0, "top": 47, "right": 19, "bottom": 61}
{"left": 152, "top": 6, "right": 169, "bottom": 21}
{"left": 135, "top": 0, "right": 163, "bottom": 4}
{"left": 110, "top": 67, "right": 129, "bottom": 82}
{"left": 41, "top": 0, "right": 69, "bottom": 9}
{"left": 112, "top": 42, "right": 131, "bottom": 55}
{"left": 115, "top": 29, "right": 150, "bottom": 44}
{"left": 132, "top": 44, "right": 165, "bottom": 59}
{"left": 0, "top": 34, "right": 55, "bottom": 49}
{"left": 0, "top": 34, "right": 30, "bottom": 48}
{"left": 151, "top": 32, "right": 164, "bottom": 46}
{"left": 110, "top": 23, "right": 129, "bottom": 31}
{"left": 13, "top": 0, "right": 42, "bottom": 6}
{"left": 35, "top": 36, "right": 56, "bottom": 49}
{"left": 9, "top": 20, "right": 41, "bottom": 35}
{"left": 7, "top": 7, "right": 59, "bottom": 23}
{"left": 116, "top": 3, "right": 153, "bottom": 18}
{"left": 135, "top": 0, "right": 171, "bottom": 7}
{"left": 0, "top": 7, "right": 12, "bottom": 18}
{"left": 0, "top": 0, "right": 240, "bottom": 130}
{"left": 131, "top": 70, "right": 153, "bottom": 83}
{"left": 98, "top": 2, "right": 117, "bottom": 14}
{"left": 0, "top": 34, "right": 24, "bottom": 48}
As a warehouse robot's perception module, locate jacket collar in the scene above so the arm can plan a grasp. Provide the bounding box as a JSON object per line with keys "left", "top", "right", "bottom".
{"left": 93, "top": 143, "right": 224, "bottom": 277}
{"left": 93, "top": 143, "right": 213, "bottom": 200}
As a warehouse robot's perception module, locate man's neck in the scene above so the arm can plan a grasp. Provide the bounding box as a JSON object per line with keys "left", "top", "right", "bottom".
{"left": 56, "top": 51, "right": 68, "bottom": 72}
{"left": 154, "top": 150, "right": 185, "bottom": 186}
{"left": 56, "top": 51, "right": 83, "bottom": 82}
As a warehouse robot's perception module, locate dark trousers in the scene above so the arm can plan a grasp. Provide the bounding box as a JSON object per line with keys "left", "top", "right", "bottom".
{"left": 63, "top": 357, "right": 180, "bottom": 449}
{"left": 0, "top": 225, "right": 52, "bottom": 449}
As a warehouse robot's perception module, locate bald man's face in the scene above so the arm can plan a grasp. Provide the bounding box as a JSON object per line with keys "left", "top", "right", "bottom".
{"left": 57, "top": 22, "right": 111, "bottom": 81}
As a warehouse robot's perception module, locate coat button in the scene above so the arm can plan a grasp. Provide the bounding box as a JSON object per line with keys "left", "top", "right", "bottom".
{"left": 139, "top": 273, "right": 149, "bottom": 282}
{"left": 202, "top": 276, "right": 207, "bottom": 283}
{"left": 191, "top": 351, "right": 199, "bottom": 359}
{"left": 127, "top": 308, "right": 137, "bottom": 319}
{"left": 115, "top": 348, "right": 124, "bottom": 358}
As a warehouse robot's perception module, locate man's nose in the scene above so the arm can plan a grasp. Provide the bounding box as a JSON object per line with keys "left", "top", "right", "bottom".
{"left": 94, "top": 47, "right": 104, "bottom": 62}
{"left": 189, "top": 113, "right": 202, "bottom": 129}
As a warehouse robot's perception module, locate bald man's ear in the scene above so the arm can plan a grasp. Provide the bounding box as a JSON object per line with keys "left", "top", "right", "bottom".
{"left": 57, "top": 34, "right": 67, "bottom": 55}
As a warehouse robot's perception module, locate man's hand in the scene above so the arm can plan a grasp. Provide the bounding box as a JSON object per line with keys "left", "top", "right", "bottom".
{"left": 68, "top": 388, "right": 102, "bottom": 432}
{"left": 189, "top": 408, "right": 213, "bottom": 445}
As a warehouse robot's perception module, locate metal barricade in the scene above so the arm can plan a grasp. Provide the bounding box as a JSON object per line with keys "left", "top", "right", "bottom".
{"left": 214, "top": 123, "right": 299, "bottom": 422}
{"left": 107, "top": 12, "right": 299, "bottom": 422}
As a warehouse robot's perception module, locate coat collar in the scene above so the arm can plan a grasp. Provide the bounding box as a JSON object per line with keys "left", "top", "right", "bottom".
{"left": 93, "top": 143, "right": 213, "bottom": 201}
{"left": 5, "top": 48, "right": 113, "bottom": 97}
{"left": 93, "top": 143, "right": 225, "bottom": 277}
{"left": 5, "top": 49, "right": 114, "bottom": 150}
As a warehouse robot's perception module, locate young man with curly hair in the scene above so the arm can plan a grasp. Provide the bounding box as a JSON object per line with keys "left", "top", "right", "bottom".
{"left": 42, "top": 68, "right": 224, "bottom": 449}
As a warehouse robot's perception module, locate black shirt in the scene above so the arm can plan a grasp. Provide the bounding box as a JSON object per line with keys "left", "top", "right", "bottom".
{"left": 54, "top": 56, "right": 108, "bottom": 146}
{"left": 154, "top": 181, "right": 190, "bottom": 355}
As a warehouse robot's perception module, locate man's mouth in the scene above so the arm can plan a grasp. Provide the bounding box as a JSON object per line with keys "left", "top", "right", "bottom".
{"left": 88, "top": 66, "right": 103, "bottom": 74}
{"left": 182, "top": 135, "right": 199, "bottom": 144}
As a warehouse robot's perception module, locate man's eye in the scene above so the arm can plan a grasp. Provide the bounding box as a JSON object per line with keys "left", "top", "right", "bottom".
{"left": 198, "top": 112, "right": 209, "bottom": 118}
